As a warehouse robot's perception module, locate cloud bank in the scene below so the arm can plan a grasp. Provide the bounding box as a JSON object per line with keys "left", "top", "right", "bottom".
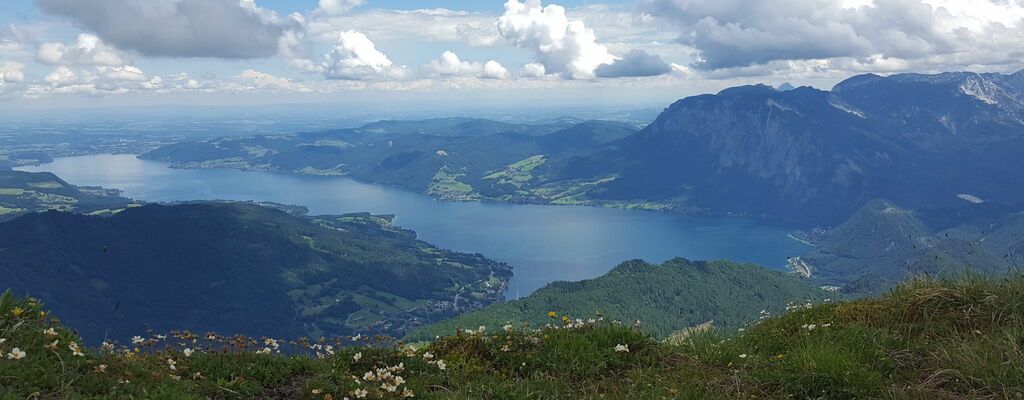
{"left": 36, "top": 0, "right": 295, "bottom": 58}
{"left": 640, "top": 0, "right": 1024, "bottom": 71}
{"left": 595, "top": 50, "right": 672, "bottom": 77}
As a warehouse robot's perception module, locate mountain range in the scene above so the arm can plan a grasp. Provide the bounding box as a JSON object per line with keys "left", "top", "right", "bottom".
{"left": 143, "top": 70, "right": 1024, "bottom": 225}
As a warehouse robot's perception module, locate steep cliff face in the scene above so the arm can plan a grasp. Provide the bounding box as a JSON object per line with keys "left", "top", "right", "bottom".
{"left": 579, "top": 70, "right": 1024, "bottom": 225}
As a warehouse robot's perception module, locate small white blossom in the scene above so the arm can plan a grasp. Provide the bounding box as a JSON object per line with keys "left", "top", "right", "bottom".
{"left": 7, "top": 347, "right": 26, "bottom": 359}
{"left": 614, "top": 344, "right": 629, "bottom": 353}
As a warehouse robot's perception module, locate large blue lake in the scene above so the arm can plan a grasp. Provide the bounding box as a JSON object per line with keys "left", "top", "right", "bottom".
{"left": 19, "top": 154, "right": 808, "bottom": 298}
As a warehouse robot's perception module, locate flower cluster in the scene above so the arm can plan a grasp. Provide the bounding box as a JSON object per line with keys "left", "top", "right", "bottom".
{"left": 352, "top": 362, "right": 416, "bottom": 398}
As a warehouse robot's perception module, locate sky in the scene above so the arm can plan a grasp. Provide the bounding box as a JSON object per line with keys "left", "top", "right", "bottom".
{"left": 1, "top": 0, "right": 1023, "bottom": 110}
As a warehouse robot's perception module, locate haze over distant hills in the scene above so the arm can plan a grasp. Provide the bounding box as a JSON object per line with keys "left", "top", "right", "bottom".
{"left": 145, "top": 70, "right": 1024, "bottom": 226}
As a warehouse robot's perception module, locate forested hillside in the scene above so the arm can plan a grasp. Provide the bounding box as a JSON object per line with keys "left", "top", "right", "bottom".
{"left": 0, "top": 202, "right": 511, "bottom": 342}
{"left": 409, "top": 258, "right": 830, "bottom": 340}
{"left": 0, "top": 170, "right": 132, "bottom": 221}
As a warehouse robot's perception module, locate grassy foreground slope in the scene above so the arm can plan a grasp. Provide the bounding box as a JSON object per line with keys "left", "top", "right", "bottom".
{"left": 4, "top": 275, "right": 1021, "bottom": 399}
{"left": 409, "top": 258, "right": 831, "bottom": 341}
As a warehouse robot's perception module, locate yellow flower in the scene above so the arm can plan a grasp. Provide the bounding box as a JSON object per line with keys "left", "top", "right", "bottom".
{"left": 777, "top": 354, "right": 785, "bottom": 359}
{"left": 12, "top": 307, "right": 24, "bottom": 316}
{"left": 548, "top": 311, "right": 557, "bottom": 318}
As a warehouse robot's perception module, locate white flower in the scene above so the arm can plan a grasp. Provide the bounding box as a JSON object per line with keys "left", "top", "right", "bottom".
{"left": 69, "top": 342, "right": 84, "bottom": 356}
{"left": 363, "top": 371, "right": 375, "bottom": 381}
{"left": 353, "top": 352, "right": 362, "bottom": 361}
{"left": 183, "top": 348, "right": 194, "bottom": 357}
{"left": 436, "top": 359, "right": 447, "bottom": 370}
{"left": 738, "top": 354, "right": 748, "bottom": 358}
{"left": 354, "top": 388, "right": 368, "bottom": 398}
{"left": 402, "top": 388, "right": 415, "bottom": 398}
{"left": 614, "top": 344, "right": 629, "bottom": 353}
{"left": 258, "top": 347, "right": 272, "bottom": 355}
{"left": 422, "top": 352, "right": 434, "bottom": 359}
{"left": 43, "top": 328, "right": 58, "bottom": 336}
{"left": 503, "top": 324, "right": 514, "bottom": 332}
{"left": 131, "top": 336, "right": 144, "bottom": 344}
{"left": 7, "top": 347, "right": 26, "bottom": 359}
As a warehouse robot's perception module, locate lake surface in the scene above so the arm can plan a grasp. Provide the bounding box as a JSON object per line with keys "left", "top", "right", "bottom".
{"left": 19, "top": 154, "right": 809, "bottom": 298}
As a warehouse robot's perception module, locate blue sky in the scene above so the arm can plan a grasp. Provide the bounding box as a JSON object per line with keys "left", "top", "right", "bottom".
{"left": 1, "top": 0, "right": 1023, "bottom": 109}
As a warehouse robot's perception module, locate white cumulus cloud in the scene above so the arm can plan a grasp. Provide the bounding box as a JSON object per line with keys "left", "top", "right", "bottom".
{"left": 316, "top": 0, "right": 365, "bottom": 15}
{"left": 497, "top": 0, "right": 617, "bottom": 79}
{"left": 322, "top": 31, "right": 408, "bottom": 80}
{"left": 37, "top": 33, "right": 125, "bottom": 66}
{"left": 424, "top": 51, "right": 510, "bottom": 79}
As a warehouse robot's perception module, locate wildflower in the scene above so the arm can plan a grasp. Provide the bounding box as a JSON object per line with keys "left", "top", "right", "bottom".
{"left": 119, "top": 379, "right": 130, "bottom": 384}
{"left": 777, "top": 354, "right": 785, "bottom": 359}
{"left": 183, "top": 348, "right": 194, "bottom": 357}
{"left": 353, "top": 352, "right": 362, "bottom": 361}
{"left": 363, "top": 371, "right": 375, "bottom": 381}
{"left": 354, "top": 388, "right": 368, "bottom": 398}
{"left": 728, "top": 362, "right": 734, "bottom": 367}
{"left": 131, "top": 336, "right": 144, "bottom": 345}
{"left": 402, "top": 388, "right": 415, "bottom": 397}
{"left": 422, "top": 351, "right": 434, "bottom": 359}
{"left": 503, "top": 324, "right": 514, "bottom": 332}
{"left": 614, "top": 344, "right": 629, "bottom": 353}
{"left": 7, "top": 348, "right": 26, "bottom": 359}
{"left": 11, "top": 307, "right": 24, "bottom": 316}
{"left": 166, "top": 358, "right": 177, "bottom": 370}
{"left": 94, "top": 364, "right": 108, "bottom": 373}
{"left": 393, "top": 376, "right": 405, "bottom": 385}
{"left": 47, "top": 339, "right": 60, "bottom": 350}
{"left": 436, "top": 359, "right": 447, "bottom": 370}
{"left": 738, "top": 354, "right": 748, "bottom": 358}
{"left": 381, "top": 383, "right": 398, "bottom": 392}
{"left": 69, "top": 342, "right": 84, "bottom": 356}
{"left": 101, "top": 341, "right": 115, "bottom": 350}
{"left": 258, "top": 347, "right": 272, "bottom": 355}
{"left": 43, "top": 328, "right": 58, "bottom": 336}
{"left": 312, "top": 389, "right": 323, "bottom": 394}
{"left": 821, "top": 323, "right": 832, "bottom": 328}
{"left": 501, "top": 344, "right": 511, "bottom": 352}
{"left": 40, "top": 311, "right": 47, "bottom": 318}
{"left": 548, "top": 311, "right": 557, "bottom": 318}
